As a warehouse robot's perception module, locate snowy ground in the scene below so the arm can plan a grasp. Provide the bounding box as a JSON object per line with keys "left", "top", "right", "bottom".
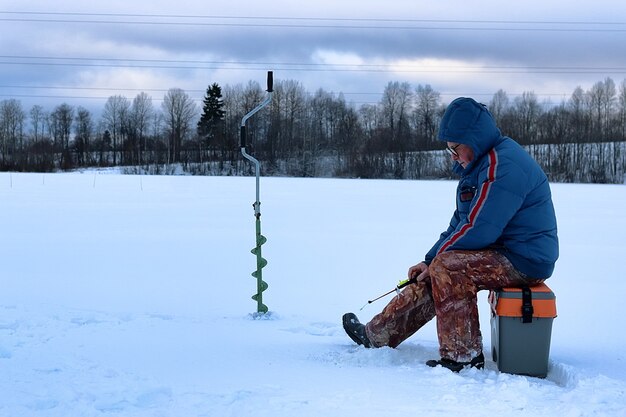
{"left": 1, "top": 172, "right": 625, "bottom": 417}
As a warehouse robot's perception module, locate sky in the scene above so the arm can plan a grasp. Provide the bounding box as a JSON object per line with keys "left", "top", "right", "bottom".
{"left": 1, "top": 0, "right": 626, "bottom": 115}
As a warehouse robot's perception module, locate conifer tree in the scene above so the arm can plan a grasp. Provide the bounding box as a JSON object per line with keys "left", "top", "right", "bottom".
{"left": 197, "top": 83, "right": 225, "bottom": 141}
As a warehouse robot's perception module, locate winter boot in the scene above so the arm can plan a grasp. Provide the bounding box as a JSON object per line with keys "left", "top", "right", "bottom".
{"left": 342, "top": 313, "right": 372, "bottom": 348}
{"left": 426, "top": 352, "right": 485, "bottom": 372}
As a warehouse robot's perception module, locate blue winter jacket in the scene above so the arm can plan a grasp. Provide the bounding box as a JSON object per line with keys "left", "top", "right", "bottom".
{"left": 424, "top": 97, "right": 558, "bottom": 279}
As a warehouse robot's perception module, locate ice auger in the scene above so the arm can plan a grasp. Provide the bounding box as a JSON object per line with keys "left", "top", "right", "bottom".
{"left": 240, "top": 71, "right": 273, "bottom": 314}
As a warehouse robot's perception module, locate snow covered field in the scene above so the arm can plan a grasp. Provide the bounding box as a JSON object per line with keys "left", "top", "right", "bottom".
{"left": 1, "top": 172, "right": 625, "bottom": 417}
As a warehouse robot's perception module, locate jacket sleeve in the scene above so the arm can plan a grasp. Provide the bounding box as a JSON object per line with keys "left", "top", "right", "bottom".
{"left": 424, "top": 210, "right": 459, "bottom": 265}
{"left": 434, "top": 149, "right": 527, "bottom": 256}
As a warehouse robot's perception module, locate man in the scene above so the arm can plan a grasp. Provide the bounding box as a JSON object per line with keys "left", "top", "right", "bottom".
{"left": 343, "top": 97, "right": 558, "bottom": 372}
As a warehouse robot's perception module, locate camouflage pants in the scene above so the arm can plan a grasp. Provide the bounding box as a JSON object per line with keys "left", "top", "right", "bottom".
{"left": 365, "top": 250, "right": 531, "bottom": 362}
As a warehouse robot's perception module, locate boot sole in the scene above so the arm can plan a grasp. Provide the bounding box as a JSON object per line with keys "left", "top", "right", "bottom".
{"left": 342, "top": 313, "right": 369, "bottom": 347}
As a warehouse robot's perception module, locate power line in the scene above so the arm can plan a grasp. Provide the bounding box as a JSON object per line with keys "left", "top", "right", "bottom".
{"left": 0, "top": 84, "right": 582, "bottom": 97}
{"left": 0, "top": 92, "right": 381, "bottom": 106}
{"left": 1, "top": 12, "right": 625, "bottom": 31}
{"left": 0, "top": 11, "right": 622, "bottom": 24}
{"left": 2, "top": 56, "right": 626, "bottom": 74}
{"left": 0, "top": 12, "right": 619, "bottom": 109}
{"left": 1, "top": 11, "right": 625, "bottom": 26}
{"left": 1, "top": 19, "right": 624, "bottom": 32}
{"left": 0, "top": 84, "right": 195, "bottom": 93}
{"left": 0, "top": 89, "right": 574, "bottom": 105}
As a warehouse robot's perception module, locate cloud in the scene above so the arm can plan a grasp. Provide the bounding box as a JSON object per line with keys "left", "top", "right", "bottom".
{"left": 2, "top": 1, "right": 626, "bottom": 112}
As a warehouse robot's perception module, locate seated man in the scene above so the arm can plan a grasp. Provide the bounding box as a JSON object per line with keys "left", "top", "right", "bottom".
{"left": 343, "top": 97, "right": 558, "bottom": 372}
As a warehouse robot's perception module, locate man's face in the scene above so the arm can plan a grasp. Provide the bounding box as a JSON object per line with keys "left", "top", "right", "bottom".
{"left": 446, "top": 142, "right": 474, "bottom": 169}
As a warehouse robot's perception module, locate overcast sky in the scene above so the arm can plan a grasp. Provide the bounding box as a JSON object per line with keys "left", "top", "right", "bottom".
{"left": 2, "top": 0, "right": 626, "bottom": 114}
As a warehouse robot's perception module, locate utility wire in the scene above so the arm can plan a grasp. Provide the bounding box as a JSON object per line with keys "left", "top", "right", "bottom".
{"left": 0, "top": 89, "right": 573, "bottom": 104}
{"left": 1, "top": 57, "right": 625, "bottom": 74}
{"left": 1, "top": 85, "right": 568, "bottom": 97}
{"left": 2, "top": 18, "right": 625, "bottom": 32}
{"left": 1, "top": 11, "right": 625, "bottom": 31}
{"left": 0, "top": 11, "right": 622, "bottom": 23}
{"left": 2, "top": 55, "right": 626, "bottom": 72}
{"left": 1, "top": 10, "right": 625, "bottom": 26}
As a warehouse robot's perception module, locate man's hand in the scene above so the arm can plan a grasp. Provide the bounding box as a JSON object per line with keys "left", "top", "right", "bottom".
{"left": 408, "top": 262, "right": 430, "bottom": 282}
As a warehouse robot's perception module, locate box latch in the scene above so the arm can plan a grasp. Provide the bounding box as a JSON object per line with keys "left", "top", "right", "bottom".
{"left": 521, "top": 286, "right": 534, "bottom": 323}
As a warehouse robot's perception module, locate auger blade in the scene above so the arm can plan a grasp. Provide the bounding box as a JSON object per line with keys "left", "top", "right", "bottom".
{"left": 250, "top": 221, "right": 268, "bottom": 313}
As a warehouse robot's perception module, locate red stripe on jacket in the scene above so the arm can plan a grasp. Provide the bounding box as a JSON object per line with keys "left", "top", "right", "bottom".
{"left": 437, "top": 149, "right": 498, "bottom": 255}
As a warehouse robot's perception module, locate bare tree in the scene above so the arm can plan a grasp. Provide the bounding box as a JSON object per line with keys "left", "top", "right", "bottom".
{"left": 50, "top": 103, "right": 74, "bottom": 168}
{"left": 413, "top": 84, "right": 441, "bottom": 148}
{"left": 358, "top": 103, "right": 380, "bottom": 139}
{"left": 102, "top": 95, "right": 130, "bottom": 165}
{"left": 568, "top": 86, "right": 589, "bottom": 142}
{"left": 0, "top": 99, "right": 26, "bottom": 166}
{"left": 220, "top": 83, "right": 246, "bottom": 161}
{"left": 281, "top": 80, "right": 307, "bottom": 161}
{"left": 619, "top": 79, "right": 626, "bottom": 140}
{"left": 2, "top": 76, "right": 625, "bottom": 182}
{"left": 161, "top": 88, "right": 197, "bottom": 164}
{"left": 489, "top": 89, "right": 510, "bottom": 127}
{"left": 131, "top": 92, "right": 154, "bottom": 165}
{"left": 587, "top": 78, "right": 617, "bottom": 179}
{"left": 619, "top": 79, "right": 626, "bottom": 181}
{"left": 511, "top": 92, "right": 541, "bottom": 145}
{"left": 75, "top": 107, "right": 93, "bottom": 166}
{"left": 150, "top": 110, "right": 164, "bottom": 165}
{"left": 588, "top": 78, "right": 616, "bottom": 140}
{"left": 602, "top": 77, "right": 617, "bottom": 139}
{"left": 334, "top": 95, "right": 361, "bottom": 173}
{"left": 381, "top": 81, "right": 412, "bottom": 149}
{"left": 29, "top": 105, "right": 46, "bottom": 143}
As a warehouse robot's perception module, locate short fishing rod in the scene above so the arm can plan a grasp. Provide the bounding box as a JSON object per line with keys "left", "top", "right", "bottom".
{"left": 359, "top": 277, "right": 418, "bottom": 311}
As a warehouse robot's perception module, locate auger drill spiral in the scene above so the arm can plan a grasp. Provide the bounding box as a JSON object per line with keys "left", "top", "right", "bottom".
{"left": 240, "top": 71, "right": 273, "bottom": 315}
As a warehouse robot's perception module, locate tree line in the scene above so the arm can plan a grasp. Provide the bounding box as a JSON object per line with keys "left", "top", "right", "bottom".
{"left": 1, "top": 77, "right": 625, "bottom": 183}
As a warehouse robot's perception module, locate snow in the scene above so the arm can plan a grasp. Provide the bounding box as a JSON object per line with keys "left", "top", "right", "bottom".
{"left": 1, "top": 172, "right": 625, "bottom": 417}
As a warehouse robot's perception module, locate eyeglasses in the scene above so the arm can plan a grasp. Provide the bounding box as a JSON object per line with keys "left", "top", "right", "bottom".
{"left": 446, "top": 143, "right": 461, "bottom": 157}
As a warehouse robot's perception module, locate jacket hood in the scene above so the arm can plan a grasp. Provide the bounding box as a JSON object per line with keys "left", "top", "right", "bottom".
{"left": 438, "top": 97, "right": 502, "bottom": 173}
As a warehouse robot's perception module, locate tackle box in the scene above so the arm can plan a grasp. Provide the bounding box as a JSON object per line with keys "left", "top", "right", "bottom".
{"left": 489, "top": 283, "right": 557, "bottom": 378}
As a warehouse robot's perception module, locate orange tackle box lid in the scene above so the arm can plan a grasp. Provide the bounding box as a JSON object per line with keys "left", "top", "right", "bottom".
{"left": 489, "top": 283, "right": 557, "bottom": 319}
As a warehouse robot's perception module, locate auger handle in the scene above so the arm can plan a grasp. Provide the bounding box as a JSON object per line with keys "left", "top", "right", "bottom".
{"left": 240, "top": 125, "right": 246, "bottom": 148}
{"left": 240, "top": 71, "right": 274, "bottom": 149}
{"left": 267, "top": 71, "right": 273, "bottom": 92}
